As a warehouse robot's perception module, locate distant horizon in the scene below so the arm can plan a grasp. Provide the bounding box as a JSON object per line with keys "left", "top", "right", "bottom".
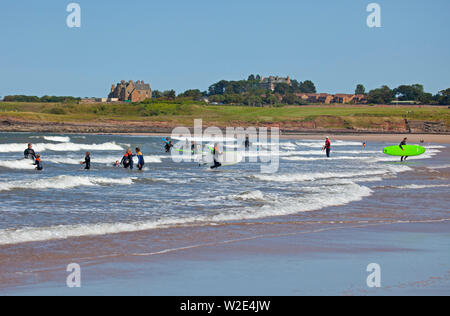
{"left": 1, "top": 0, "right": 449, "bottom": 98}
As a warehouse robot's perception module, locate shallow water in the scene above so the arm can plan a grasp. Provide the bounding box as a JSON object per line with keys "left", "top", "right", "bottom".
{"left": 0, "top": 133, "right": 448, "bottom": 246}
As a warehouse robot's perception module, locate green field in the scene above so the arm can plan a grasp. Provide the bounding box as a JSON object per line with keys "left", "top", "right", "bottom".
{"left": 0, "top": 101, "right": 449, "bottom": 130}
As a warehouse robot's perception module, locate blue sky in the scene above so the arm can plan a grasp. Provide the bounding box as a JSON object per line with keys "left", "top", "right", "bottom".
{"left": 0, "top": 0, "right": 449, "bottom": 97}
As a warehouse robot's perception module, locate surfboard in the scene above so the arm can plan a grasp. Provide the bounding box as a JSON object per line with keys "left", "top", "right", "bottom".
{"left": 383, "top": 145, "right": 426, "bottom": 157}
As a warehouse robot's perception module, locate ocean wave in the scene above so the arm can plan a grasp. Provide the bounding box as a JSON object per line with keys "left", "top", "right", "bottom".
{"left": 0, "top": 182, "right": 372, "bottom": 245}
{"left": 0, "top": 175, "right": 135, "bottom": 192}
{"left": 0, "top": 159, "right": 37, "bottom": 170}
{"left": 428, "top": 164, "right": 450, "bottom": 170}
{"left": 229, "top": 190, "right": 265, "bottom": 201}
{"left": 0, "top": 142, "right": 124, "bottom": 153}
{"left": 252, "top": 165, "right": 411, "bottom": 183}
{"left": 43, "top": 136, "right": 71, "bottom": 143}
{"left": 46, "top": 155, "right": 163, "bottom": 165}
{"left": 393, "top": 184, "right": 450, "bottom": 190}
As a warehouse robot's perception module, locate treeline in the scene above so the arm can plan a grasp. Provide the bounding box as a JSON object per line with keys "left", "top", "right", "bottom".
{"left": 151, "top": 75, "right": 317, "bottom": 107}
{"left": 2, "top": 95, "right": 81, "bottom": 103}
{"left": 366, "top": 85, "right": 450, "bottom": 105}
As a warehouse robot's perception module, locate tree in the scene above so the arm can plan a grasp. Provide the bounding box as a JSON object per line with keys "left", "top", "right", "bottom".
{"left": 163, "top": 90, "right": 176, "bottom": 100}
{"left": 394, "top": 84, "right": 425, "bottom": 102}
{"left": 355, "top": 84, "right": 366, "bottom": 95}
{"left": 274, "top": 83, "right": 291, "bottom": 95}
{"left": 299, "top": 80, "right": 316, "bottom": 93}
{"left": 179, "top": 89, "right": 203, "bottom": 100}
{"left": 367, "top": 86, "right": 395, "bottom": 104}
{"left": 435, "top": 88, "right": 450, "bottom": 105}
{"left": 152, "top": 90, "right": 163, "bottom": 98}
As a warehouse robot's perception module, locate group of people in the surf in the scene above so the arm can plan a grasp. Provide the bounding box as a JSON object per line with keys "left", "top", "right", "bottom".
{"left": 21, "top": 136, "right": 413, "bottom": 172}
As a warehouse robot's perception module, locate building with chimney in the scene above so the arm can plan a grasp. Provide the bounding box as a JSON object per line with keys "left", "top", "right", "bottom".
{"left": 259, "top": 76, "right": 292, "bottom": 91}
{"left": 108, "top": 80, "right": 152, "bottom": 102}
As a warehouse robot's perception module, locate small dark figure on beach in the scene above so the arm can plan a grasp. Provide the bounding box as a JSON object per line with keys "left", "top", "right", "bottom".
{"left": 81, "top": 152, "right": 91, "bottom": 170}
{"left": 323, "top": 137, "right": 331, "bottom": 158}
{"left": 400, "top": 137, "right": 408, "bottom": 162}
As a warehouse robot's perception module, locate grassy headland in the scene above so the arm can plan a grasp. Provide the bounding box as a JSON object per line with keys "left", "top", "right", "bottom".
{"left": 0, "top": 100, "right": 449, "bottom": 134}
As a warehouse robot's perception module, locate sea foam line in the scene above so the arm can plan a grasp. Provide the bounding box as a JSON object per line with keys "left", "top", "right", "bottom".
{"left": 0, "top": 182, "right": 372, "bottom": 245}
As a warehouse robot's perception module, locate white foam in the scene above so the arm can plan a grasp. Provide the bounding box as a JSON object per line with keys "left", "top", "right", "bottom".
{"left": 428, "top": 164, "right": 450, "bottom": 170}
{"left": 0, "top": 142, "right": 124, "bottom": 153}
{"left": 229, "top": 190, "right": 265, "bottom": 201}
{"left": 0, "top": 182, "right": 372, "bottom": 245}
{"left": 43, "top": 136, "right": 71, "bottom": 143}
{"left": 46, "top": 155, "right": 163, "bottom": 165}
{"left": 0, "top": 159, "right": 36, "bottom": 170}
{"left": 394, "top": 184, "right": 450, "bottom": 190}
{"left": 253, "top": 165, "right": 411, "bottom": 183}
{"left": 0, "top": 175, "right": 134, "bottom": 192}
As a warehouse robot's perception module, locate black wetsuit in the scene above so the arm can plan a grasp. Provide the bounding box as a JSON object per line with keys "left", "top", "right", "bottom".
{"left": 400, "top": 140, "right": 407, "bottom": 162}
{"left": 121, "top": 153, "right": 133, "bottom": 169}
{"left": 34, "top": 159, "right": 43, "bottom": 171}
{"left": 24, "top": 148, "right": 36, "bottom": 160}
{"left": 244, "top": 139, "right": 250, "bottom": 149}
{"left": 165, "top": 143, "right": 173, "bottom": 153}
{"left": 83, "top": 155, "right": 91, "bottom": 170}
{"left": 210, "top": 148, "right": 222, "bottom": 170}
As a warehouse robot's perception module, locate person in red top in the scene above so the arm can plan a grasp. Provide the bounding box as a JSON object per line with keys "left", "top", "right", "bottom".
{"left": 323, "top": 137, "right": 331, "bottom": 158}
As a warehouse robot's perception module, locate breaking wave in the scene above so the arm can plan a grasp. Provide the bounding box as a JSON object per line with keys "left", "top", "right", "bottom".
{"left": 0, "top": 175, "right": 135, "bottom": 192}
{"left": 0, "top": 142, "right": 124, "bottom": 153}
{"left": 0, "top": 182, "right": 372, "bottom": 245}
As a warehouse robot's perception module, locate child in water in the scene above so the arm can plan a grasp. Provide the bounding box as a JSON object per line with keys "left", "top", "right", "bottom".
{"left": 136, "top": 147, "right": 145, "bottom": 171}
{"left": 34, "top": 154, "right": 43, "bottom": 171}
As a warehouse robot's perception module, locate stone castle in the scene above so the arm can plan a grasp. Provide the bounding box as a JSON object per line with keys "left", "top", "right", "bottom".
{"left": 108, "top": 80, "right": 152, "bottom": 102}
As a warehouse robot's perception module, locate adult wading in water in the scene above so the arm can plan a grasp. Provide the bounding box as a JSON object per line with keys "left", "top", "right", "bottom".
{"left": 323, "top": 137, "right": 331, "bottom": 158}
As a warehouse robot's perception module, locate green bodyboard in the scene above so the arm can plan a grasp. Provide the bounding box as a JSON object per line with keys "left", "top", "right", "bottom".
{"left": 383, "top": 145, "right": 426, "bottom": 157}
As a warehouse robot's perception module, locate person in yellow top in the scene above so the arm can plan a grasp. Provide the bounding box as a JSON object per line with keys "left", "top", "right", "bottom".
{"left": 136, "top": 147, "right": 145, "bottom": 171}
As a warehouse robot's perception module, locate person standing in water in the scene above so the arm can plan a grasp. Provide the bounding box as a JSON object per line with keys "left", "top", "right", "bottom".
{"left": 210, "top": 143, "right": 223, "bottom": 170}
{"left": 400, "top": 137, "right": 408, "bottom": 162}
{"left": 165, "top": 141, "right": 173, "bottom": 153}
{"left": 244, "top": 136, "right": 250, "bottom": 149}
{"left": 24, "top": 143, "right": 36, "bottom": 161}
{"left": 34, "top": 154, "right": 43, "bottom": 171}
{"left": 81, "top": 152, "right": 91, "bottom": 170}
{"left": 121, "top": 149, "right": 134, "bottom": 169}
{"left": 136, "top": 147, "right": 145, "bottom": 171}
{"left": 323, "top": 137, "right": 331, "bottom": 158}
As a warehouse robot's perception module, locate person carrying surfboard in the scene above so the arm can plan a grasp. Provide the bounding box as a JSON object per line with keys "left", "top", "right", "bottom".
{"left": 323, "top": 137, "right": 331, "bottom": 158}
{"left": 400, "top": 137, "right": 408, "bottom": 162}
{"left": 210, "top": 143, "right": 223, "bottom": 170}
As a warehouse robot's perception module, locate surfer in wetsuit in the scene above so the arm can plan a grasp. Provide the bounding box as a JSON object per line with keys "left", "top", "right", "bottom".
{"left": 210, "top": 143, "right": 223, "bottom": 170}
{"left": 323, "top": 137, "right": 331, "bottom": 158}
{"left": 244, "top": 136, "right": 250, "bottom": 149}
{"left": 400, "top": 137, "right": 408, "bottom": 162}
{"left": 24, "top": 143, "right": 36, "bottom": 161}
{"left": 121, "top": 149, "right": 134, "bottom": 169}
{"left": 34, "top": 154, "right": 43, "bottom": 171}
{"left": 165, "top": 141, "right": 173, "bottom": 153}
{"left": 81, "top": 152, "right": 91, "bottom": 170}
{"left": 136, "top": 147, "right": 145, "bottom": 171}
